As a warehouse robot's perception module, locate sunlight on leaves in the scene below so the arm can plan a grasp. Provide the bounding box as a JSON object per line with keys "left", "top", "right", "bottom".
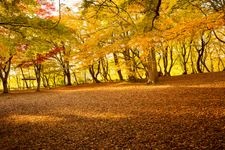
{"left": 6, "top": 115, "right": 63, "bottom": 124}
{"left": 56, "top": 108, "right": 130, "bottom": 120}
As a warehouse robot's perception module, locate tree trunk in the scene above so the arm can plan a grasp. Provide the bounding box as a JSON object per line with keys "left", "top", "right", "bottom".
{"left": 34, "top": 64, "right": 42, "bottom": 92}
{"left": 0, "top": 56, "right": 13, "bottom": 94}
{"left": 190, "top": 50, "right": 196, "bottom": 74}
{"left": 180, "top": 42, "right": 191, "bottom": 75}
{"left": 183, "top": 64, "right": 188, "bottom": 75}
{"left": 65, "top": 70, "right": 72, "bottom": 86}
{"left": 53, "top": 74, "right": 56, "bottom": 87}
{"left": 63, "top": 61, "right": 72, "bottom": 86}
{"left": 45, "top": 75, "right": 50, "bottom": 88}
{"left": 63, "top": 74, "right": 66, "bottom": 85}
{"left": 100, "top": 57, "right": 109, "bottom": 82}
{"left": 162, "top": 47, "right": 169, "bottom": 76}
{"left": 156, "top": 52, "right": 163, "bottom": 75}
{"left": 73, "top": 72, "right": 79, "bottom": 85}
{"left": 123, "top": 49, "right": 136, "bottom": 81}
{"left": 42, "top": 76, "right": 47, "bottom": 88}
{"left": 113, "top": 53, "right": 124, "bottom": 81}
{"left": 142, "top": 0, "right": 161, "bottom": 84}
{"left": 88, "top": 63, "right": 101, "bottom": 83}
{"left": 16, "top": 75, "right": 21, "bottom": 89}
{"left": 146, "top": 48, "right": 158, "bottom": 84}
{"left": 2, "top": 79, "right": 8, "bottom": 94}
{"left": 37, "top": 75, "right": 41, "bottom": 92}
{"left": 162, "top": 46, "right": 176, "bottom": 76}
{"left": 196, "top": 32, "right": 211, "bottom": 73}
{"left": 196, "top": 51, "right": 203, "bottom": 73}
{"left": 20, "top": 67, "right": 29, "bottom": 88}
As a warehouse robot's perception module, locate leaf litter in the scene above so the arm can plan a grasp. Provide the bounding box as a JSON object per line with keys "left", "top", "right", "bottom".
{"left": 0, "top": 72, "right": 225, "bottom": 149}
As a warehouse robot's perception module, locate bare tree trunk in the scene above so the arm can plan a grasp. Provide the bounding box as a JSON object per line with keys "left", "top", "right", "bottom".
{"left": 53, "top": 74, "right": 56, "bottom": 87}
{"left": 20, "top": 67, "right": 29, "bottom": 88}
{"left": 190, "top": 49, "right": 196, "bottom": 74}
{"left": 156, "top": 52, "right": 163, "bottom": 74}
{"left": 113, "top": 53, "right": 124, "bottom": 81}
{"left": 89, "top": 61, "right": 101, "bottom": 83}
{"left": 64, "top": 61, "right": 72, "bottom": 86}
{"left": 0, "top": 56, "right": 13, "bottom": 94}
{"left": 123, "top": 49, "right": 136, "bottom": 81}
{"left": 34, "top": 64, "right": 42, "bottom": 92}
{"left": 209, "top": 51, "right": 214, "bottom": 72}
{"left": 2, "top": 79, "right": 8, "bottom": 93}
{"left": 161, "top": 46, "right": 177, "bottom": 76}
{"left": 42, "top": 76, "right": 47, "bottom": 88}
{"left": 100, "top": 57, "right": 109, "bottom": 81}
{"left": 73, "top": 72, "right": 79, "bottom": 85}
{"left": 42, "top": 75, "right": 50, "bottom": 88}
{"left": 179, "top": 41, "right": 192, "bottom": 75}
{"left": 16, "top": 75, "right": 21, "bottom": 89}
{"left": 146, "top": 48, "right": 158, "bottom": 84}
{"left": 162, "top": 47, "right": 170, "bottom": 76}
{"left": 65, "top": 71, "right": 72, "bottom": 86}
{"left": 196, "top": 32, "right": 211, "bottom": 73}
{"left": 218, "top": 57, "right": 225, "bottom": 71}
{"left": 45, "top": 75, "right": 50, "bottom": 88}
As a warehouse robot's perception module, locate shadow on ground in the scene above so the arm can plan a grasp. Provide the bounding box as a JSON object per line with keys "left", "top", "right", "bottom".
{"left": 0, "top": 72, "right": 225, "bottom": 149}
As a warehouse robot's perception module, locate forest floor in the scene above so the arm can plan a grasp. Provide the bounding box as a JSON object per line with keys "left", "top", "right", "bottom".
{"left": 0, "top": 72, "right": 225, "bottom": 149}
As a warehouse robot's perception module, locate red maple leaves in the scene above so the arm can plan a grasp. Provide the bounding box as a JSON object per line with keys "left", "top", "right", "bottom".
{"left": 18, "top": 46, "right": 63, "bottom": 67}
{"left": 36, "top": 0, "right": 56, "bottom": 18}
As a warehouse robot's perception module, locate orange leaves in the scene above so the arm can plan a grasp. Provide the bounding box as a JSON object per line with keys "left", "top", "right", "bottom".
{"left": 126, "top": 10, "right": 225, "bottom": 58}
{"left": 126, "top": 3, "right": 145, "bottom": 13}
{"left": 22, "top": 0, "right": 225, "bottom": 72}
{"left": 18, "top": 46, "right": 64, "bottom": 67}
{"left": 165, "top": 12, "right": 225, "bottom": 41}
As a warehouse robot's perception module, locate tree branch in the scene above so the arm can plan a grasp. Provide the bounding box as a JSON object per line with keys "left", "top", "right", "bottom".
{"left": 213, "top": 30, "right": 225, "bottom": 44}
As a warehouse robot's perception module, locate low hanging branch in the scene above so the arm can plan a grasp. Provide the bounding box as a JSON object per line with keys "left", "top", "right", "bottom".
{"left": 17, "top": 46, "right": 64, "bottom": 91}
{"left": 17, "top": 46, "right": 64, "bottom": 68}
{"left": 0, "top": 0, "right": 62, "bottom": 30}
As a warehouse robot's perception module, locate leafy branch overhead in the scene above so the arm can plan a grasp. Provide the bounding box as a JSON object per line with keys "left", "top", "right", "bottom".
{"left": 1, "top": 0, "right": 225, "bottom": 93}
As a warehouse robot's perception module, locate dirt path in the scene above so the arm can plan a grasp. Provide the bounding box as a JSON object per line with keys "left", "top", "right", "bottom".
{"left": 0, "top": 72, "right": 225, "bottom": 149}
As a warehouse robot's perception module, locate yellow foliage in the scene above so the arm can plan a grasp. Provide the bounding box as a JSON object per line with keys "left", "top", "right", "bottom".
{"left": 0, "top": 44, "right": 9, "bottom": 59}
{"left": 160, "top": 0, "right": 177, "bottom": 14}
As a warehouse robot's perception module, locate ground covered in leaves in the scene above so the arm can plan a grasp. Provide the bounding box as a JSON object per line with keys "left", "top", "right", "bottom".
{"left": 0, "top": 72, "right": 225, "bottom": 149}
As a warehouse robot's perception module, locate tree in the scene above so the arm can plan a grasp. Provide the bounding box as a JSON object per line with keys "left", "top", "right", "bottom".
{"left": 51, "top": 42, "right": 73, "bottom": 86}
{"left": 2, "top": 0, "right": 225, "bottom": 91}
{"left": 80, "top": 0, "right": 163, "bottom": 83}
{"left": 89, "top": 61, "right": 101, "bottom": 83}
{"left": 113, "top": 52, "right": 124, "bottom": 81}
{"left": 194, "top": 31, "right": 211, "bottom": 73}
{"left": 0, "top": 29, "right": 21, "bottom": 93}
{"left": 178, "top": 39, "right": 192, "bottom": 75}
{"left": 0, "top": 55, "right": 13, "bottom": 93}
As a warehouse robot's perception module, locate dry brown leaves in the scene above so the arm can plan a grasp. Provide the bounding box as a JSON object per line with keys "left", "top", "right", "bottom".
{"left": 0, "top": 72, "right": 225, "bottom": 149}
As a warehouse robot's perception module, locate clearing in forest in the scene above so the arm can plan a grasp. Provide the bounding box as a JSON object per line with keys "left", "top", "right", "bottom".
{"left": 0, "top": 72, "right": 225, "bottom": 149}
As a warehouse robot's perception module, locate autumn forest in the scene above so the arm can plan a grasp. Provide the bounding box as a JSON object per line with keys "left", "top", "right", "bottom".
{"left": 0, "top": 0, "right": 225, "bottom": 93}
{"left": 1, "top": 0, "right": 225, "bottom": 149}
